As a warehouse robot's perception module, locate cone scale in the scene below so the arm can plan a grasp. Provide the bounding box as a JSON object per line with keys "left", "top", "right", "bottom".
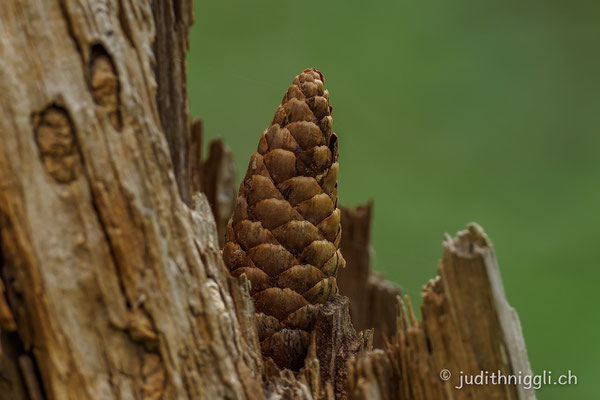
{"left": 223, "top": 69, "right": 345, "bottom": 370}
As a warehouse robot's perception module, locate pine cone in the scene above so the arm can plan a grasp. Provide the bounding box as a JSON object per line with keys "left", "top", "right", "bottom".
{"left": 223, "top": 68, "right": 345, "bottom": 370}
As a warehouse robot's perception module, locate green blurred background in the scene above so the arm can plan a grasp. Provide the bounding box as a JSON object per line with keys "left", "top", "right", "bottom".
{"left": 187, "top": 1, "right": 599, "bottom": 398}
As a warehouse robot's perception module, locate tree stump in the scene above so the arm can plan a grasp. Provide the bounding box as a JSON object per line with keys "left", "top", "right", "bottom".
{"left": 0, "top": 1, "right": 534, "bottom": 399}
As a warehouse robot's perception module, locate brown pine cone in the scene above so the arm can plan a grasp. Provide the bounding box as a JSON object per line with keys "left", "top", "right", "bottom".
{"left": 223, "top": 68, "right": 345, "bottom": 370}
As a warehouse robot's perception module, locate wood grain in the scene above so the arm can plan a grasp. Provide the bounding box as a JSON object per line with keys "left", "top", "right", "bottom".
{"left": 0, "top": 1, "right": 261, "bottom": 398}
{"left": 0, "top": 1, "right": 534, "bottom": 399}
{"left": 347, "top": 224, "right": 535, "bottom": 400}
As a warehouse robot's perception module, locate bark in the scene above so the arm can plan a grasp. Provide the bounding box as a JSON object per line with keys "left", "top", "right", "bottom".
{"left": 0, "top": 1, "right": 534, "bottom": 399}
{"left": 0, "top": 1, "right": 261, "bottom": 399}
{"left": 201, "top": 135, "right": 237, "bottom": 247}
{"left": 152, "top": 0, "right": 194, "bottom": 205}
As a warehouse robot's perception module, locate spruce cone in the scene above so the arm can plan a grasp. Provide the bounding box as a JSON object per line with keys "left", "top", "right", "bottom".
{"left": 223, "top": 68, "right": 345, "bottom": 370}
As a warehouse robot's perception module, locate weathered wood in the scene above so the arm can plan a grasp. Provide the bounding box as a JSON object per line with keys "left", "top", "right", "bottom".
{"left": 347, "top": 224, "right": 535, "bottom": 400}
{"left": 188, "top": 119, "right": 204, "bottom": 199}
{"left": 312, "top": 296, "right": 361, "bottom": 398}
{"left": 0, "top": 1, "right": 261, "bottom": 398}
{"left": 0, "top": 1, "right": 534, "bottom": 399}
{"left": 184, "top": 118, "right": 237, "bottom": 247}
{"left": 152, "top": 0, "right": 195, "bottom": 205}
{"left": 263, "top": 295, "right": 360, "bottom": 400}
{"left": 201, "top": 138, "right": 237, "bottom": 247}
{"left": 0, "top": 332, "right": 29, "bottom": 400}
{"left": 338, "top": 204, "right": 402, "bottom": 348}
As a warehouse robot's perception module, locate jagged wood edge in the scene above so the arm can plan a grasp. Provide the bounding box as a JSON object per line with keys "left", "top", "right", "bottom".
{"left": 346, "top": 224, "right": 535, "bottom": 400}
{"left": 338, "top": 204, "right": 403, "bottom": 349}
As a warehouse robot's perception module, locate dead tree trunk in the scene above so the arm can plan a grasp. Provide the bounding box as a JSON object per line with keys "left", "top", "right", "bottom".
{"left": 0, "top": 1, "right": 534, "bottom": 399}
{"left": 0, "top": 1, "right": 262, "bottom": 398}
